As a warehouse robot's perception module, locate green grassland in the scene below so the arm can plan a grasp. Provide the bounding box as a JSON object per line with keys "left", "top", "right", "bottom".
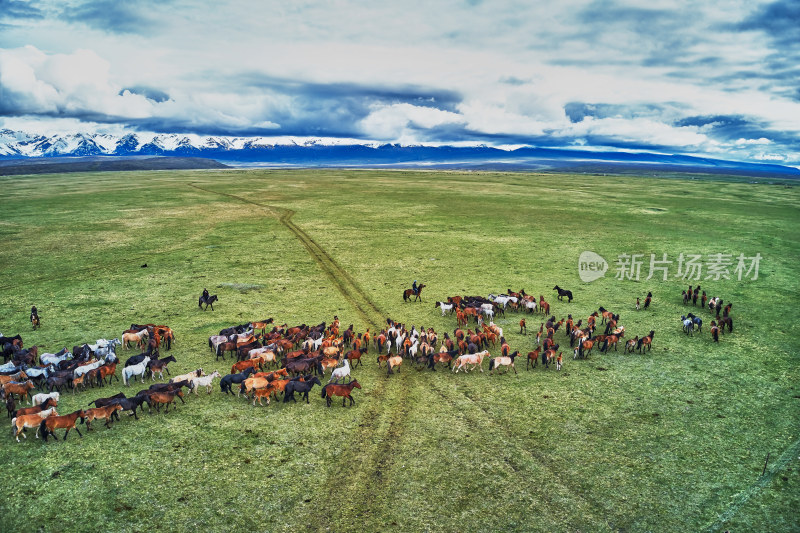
{"left": 0, "top": 169, "right": 798, "bottom": 532}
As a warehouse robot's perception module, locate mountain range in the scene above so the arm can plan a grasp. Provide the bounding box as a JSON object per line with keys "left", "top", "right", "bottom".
{"left": 1, "top": 130, "right": 797, "bottom": 178}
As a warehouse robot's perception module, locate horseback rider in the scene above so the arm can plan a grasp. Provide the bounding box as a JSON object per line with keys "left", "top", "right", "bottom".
{"left": 412, "top": 280, "right": 418, "bottom": 295}
{"left": 202, "top": 288, "right": 209, "bottom": 301}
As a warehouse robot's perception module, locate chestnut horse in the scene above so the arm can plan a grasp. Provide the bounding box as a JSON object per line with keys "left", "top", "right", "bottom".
{"left": 321, "top": 379, "right": 362, "bottom": 407}
{"left": 402, "top": 284, "right": 426, "bottom": 302}
{"left": 41, "top": 409, "right": 86, "bottom": 441}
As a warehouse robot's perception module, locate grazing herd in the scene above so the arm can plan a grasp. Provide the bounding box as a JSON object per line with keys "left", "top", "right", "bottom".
{"left": 3, "top": 283, "right": 736, "bottom": 443}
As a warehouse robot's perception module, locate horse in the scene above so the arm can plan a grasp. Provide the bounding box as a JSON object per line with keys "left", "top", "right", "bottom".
{"left": 403, "top": 283, "right": 425, "bottom": 302}
{"left": 644, "top": 292, "right": 652, "bottom": 310}
{"left": 220, "top": 367, "right": 256, "bottom": 394}
{"left": 435, "top": 301, "right": 455, "bottom": 316}
{"left": 41, "top": 409, "right": 86, "bottom": 441}
{"left": 171, "top": 369, "right": 205, "bottom": 384}
{"left": 321, "top": 379, "right": 361, "bottom": 407}
{"left": 147, "top": 390, "right": 184, "bottom": 413}
{"left": 386, "top": 355, "right": 403, "bottom": 375}
{"left": 283, "top": 376, "right": 322, "bottom": 404}
{"left": 329, "top": 358, "right": 351, "bottom": 384}
{"left": 32, "top": 392, "right": 59, "bottom": 407}
{"left": 681, "top": 316, "right": 694, "bottom": 336}
{"left": 553, "top": 285, "right": 573, "bottom": 303}
{"left": 83, "top": 404, "right": 122, "bottom": 430}
{"left": 637, "top": 331, "right": 655, "bottom": 353}
{"left": 88, "top": 392, "right": 125, "bottom": 408}
{"left": 188, "top": 371, "right": 221, "bottom": 394}
{"left": 13, "top": 398, "right": 57, "bottom": 418}
{"left": 711, "top": 322, "right": 720, "bottom": 342}
{"left": 453, "top": 351, "right": 488, "bottom": 373}
{"left": 12, "top": 408, "right": 57, "bottom": 442}
{"left": 199, "top": 294, "right": 218, "bottom": 311}
{"left": 147, "top": 355, "right": 176, "bottom": 381}
{"left": 122, "top": 357, "right": 150, "bottom": 385}
{"left": 122, "top": 329, "right": 149, "bottom": 350}
{"left": 718, "top": 316, "right": 733, "bottom": 333}
{"left": 489, "top": 351, "right": 519, "bottom": 374}
{"left": 345, "top": 347, "right": 367, "bottom": 369}
{"left": 3, "top": 380, "right": 35, "bottom": 404}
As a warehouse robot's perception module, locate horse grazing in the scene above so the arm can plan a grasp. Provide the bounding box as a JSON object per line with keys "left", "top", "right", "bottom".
{"left": 489, "top": 351, "right": 520, "bottom": 374}
{"left": 553, "top": 285, "right": 573, "bottom": 303}
{"left": 283, "top": 376, "right": 322, "bottom": 404}
{"left": 403, "top": 283, "right": 426, "bottom": 302}
{"left": 41, "top": 409, "right": 86, "bottom": 441}
{"left": 199, "top": 294, "right": 218, "bottom": 311}
{"left": 321, "top": 379, "right": 362, "bottom": 407}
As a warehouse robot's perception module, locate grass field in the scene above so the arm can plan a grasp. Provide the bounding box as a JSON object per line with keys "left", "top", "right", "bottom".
{"left": 0, "top": 168, "right": 798, "bottom": 533}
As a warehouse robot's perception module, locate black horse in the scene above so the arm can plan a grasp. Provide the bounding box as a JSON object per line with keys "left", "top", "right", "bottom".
{"left": 219, "top": 367, "right": 256, "bottom": 394}
{"left": 553, "top": 285, "right": 573, "bottom": 303}
{"left": 283, "top": 376, "right": 322, "bottom": 404}
{"left": 199, "top": 294, "right": 218, "bottom": 311}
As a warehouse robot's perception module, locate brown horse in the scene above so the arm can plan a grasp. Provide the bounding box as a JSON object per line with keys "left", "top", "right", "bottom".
{"left": 3, "top": 380, "right": 35, "bottom": 404}
{"left": 41, "top": 409, "right": 86, "bottom": 441}
{"left": 321, "top": 379, "right": 361, "bottom": 407}
{"left": 84, "top": 404, "right": 122, "bottom": 430}
{"left": 637, "top": 331, "right": 655, "bottom": 353}
{"left": 148, "top": 390, "right": 184, "bottom": 413}
{"left": 402, "top": 283, "right": 426, "bottom": 302}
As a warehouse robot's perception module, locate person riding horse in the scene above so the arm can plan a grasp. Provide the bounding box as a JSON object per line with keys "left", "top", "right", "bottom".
{"left": 202, "top": 288, "right": 209, "bottom": 301}
{"left": 412, "top": 280, "right": 418, "bottom": 295}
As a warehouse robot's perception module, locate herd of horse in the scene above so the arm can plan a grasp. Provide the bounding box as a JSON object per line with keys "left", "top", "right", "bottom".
{"left": 3, "top": 283, "right": 737, "bottom": 442}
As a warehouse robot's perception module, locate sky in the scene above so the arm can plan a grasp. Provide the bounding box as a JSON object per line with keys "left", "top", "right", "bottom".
{"left": 0, "top": 0, "right": 798, "bottom": 164}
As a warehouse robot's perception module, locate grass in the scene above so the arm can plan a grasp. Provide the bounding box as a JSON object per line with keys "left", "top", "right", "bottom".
{"left": 0, "top": 168, "right": 798, "bottom": 532}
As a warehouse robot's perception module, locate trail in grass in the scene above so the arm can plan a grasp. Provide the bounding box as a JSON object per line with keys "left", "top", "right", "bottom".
{"left": 187, "top": 183, "right": 385, "bottom": 330}
{"left": 704, "top": 435, "right": 800, "bottom": 532}
{"left": 189, "top": 182, "right": 412, "bottom": 527}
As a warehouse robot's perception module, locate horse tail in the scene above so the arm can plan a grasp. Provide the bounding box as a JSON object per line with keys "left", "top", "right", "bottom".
{"left": 489, "top": 358, "right": 495, "bottom": 371}
{"left": 403, "top": 291, "right": 408, "bottom": 302}
{"left": 601, "top": 339, "right": 608, "bottom": 352}
{"left": 321, "top": 384, "right": 328, "bottom": 398}
{"left": 122, "top": 369, "right": 128, "bottom": 386}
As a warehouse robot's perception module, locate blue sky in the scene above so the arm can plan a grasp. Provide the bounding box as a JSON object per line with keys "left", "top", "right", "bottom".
{"left": 0, "top": 0, "right": 798, "bottom": 164}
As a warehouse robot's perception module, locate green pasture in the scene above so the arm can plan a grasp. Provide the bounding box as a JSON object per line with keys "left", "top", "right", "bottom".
{"left": 0, "top": 169, "right": 797, "bottom": 532}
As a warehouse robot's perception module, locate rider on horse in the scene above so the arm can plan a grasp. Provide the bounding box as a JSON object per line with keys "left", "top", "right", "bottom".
{"left": 202, "top": 288, "right": 209, "bottom": 300}
{"left": 412, "top": 280, "right": 418, "bottom": 295}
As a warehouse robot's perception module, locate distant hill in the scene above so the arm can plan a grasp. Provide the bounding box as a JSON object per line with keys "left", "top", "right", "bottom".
{"left": 0, "top": 156, "right": 229, "bottom": 176}
{"left": 1, "top": 129, "right": 797, "bottom": 179}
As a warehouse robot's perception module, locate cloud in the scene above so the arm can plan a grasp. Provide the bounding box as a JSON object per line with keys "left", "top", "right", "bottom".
{"left": 61, "top": 0, "right": 167, "bottom": 35}
{"left": 0, "top": 0, "right": 44, "bottom": 22}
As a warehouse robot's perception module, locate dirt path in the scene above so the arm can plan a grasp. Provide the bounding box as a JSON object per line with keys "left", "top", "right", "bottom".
{"left": 187, "top": 183, "right": 385, "bottom": 330}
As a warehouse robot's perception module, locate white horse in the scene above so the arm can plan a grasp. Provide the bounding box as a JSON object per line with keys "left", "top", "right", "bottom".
{"left": 681, "top": 316, "right": 694, "bottom": 336}
{"left": 74, "top": 359, "right": 103, "bottom": 378}
{"left": 453, "top": 351, "right": 489, "bottom": 373}
{"left": 189, "top": 371, "right": 221, "bottom": 394}
{"left": 436, "top": 301, "right": 454, "bottom": 316}
{"left": 32, "top": 391, "right": 60, "bottom": 406}
{"left": 122, "top": 357, "right": 150, "bottom": 385}
{"left": 329, "top": 358, "right": 351, "bottom": 384}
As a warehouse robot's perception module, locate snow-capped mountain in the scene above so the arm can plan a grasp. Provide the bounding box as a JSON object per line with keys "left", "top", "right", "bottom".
{"left": 0, "top": 129, "right": 798, "bottom": 177}
{"left": 0, "top": 130, "right": 380, "bottom": 158}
